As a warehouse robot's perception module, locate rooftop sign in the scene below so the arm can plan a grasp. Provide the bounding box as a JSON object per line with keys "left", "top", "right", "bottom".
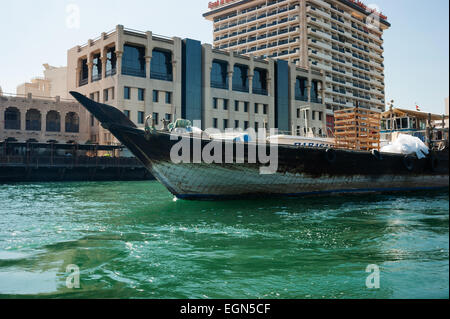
{"left": 208, "top": 0, "right": 239, "bottom": 10}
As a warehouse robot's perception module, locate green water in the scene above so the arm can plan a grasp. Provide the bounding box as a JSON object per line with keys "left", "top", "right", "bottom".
{"left": 0, "top": 181, "right": 448, "bottom": 299}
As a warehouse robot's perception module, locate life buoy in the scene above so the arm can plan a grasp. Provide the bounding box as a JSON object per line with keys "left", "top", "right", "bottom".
{"left": 371, "top": 149, "right": 383, "bottom": 161}
{"left": 325, "top": 148, "right": 337, "bottom": 164}
{"left": 403, "top": 156, "right": 414, "bottom": 171}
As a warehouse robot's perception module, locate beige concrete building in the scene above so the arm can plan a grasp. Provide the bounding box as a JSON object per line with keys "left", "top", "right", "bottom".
{"left": 204, "top": 0, "right": 390, "bottom": 117}
{"left": 0, "top": 92, "right": 91, "bottom": 144}
{"left": 17, "top": 64, "right": 69, "bottom": 99}
{"left": 67, "top": 25, "right": 328, "bottom": 141}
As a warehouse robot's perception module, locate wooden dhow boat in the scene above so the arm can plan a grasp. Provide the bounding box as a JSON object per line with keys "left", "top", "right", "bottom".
{"left": 70, "top": 92, "right": 449, "bottom": 200}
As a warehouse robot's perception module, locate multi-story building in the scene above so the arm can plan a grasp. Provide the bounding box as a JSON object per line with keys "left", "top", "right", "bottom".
{"left": 0, "top": 92, "right": 91, "bottom": 144}
{"left": 17, "top": 64, "right": 69, "bottom": 99}
{"left": 204, "top": 0, "right": 390, "bottom": 120}
{"left": 67, "top": 25, "right": 328, "bottom": 143}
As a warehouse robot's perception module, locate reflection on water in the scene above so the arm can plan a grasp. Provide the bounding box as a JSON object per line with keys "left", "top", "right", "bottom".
{"left": 0, "top": 181, "right": 448, "bottom": 299}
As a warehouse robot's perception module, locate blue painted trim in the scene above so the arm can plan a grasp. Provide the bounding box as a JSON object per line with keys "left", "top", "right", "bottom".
{"left": 176, "top": 186, "right": 449, "bottom": 200}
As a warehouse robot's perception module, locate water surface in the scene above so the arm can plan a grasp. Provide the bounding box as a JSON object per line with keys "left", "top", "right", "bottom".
{"left": 0, "top": 181, "right": 448, "bottom": 299}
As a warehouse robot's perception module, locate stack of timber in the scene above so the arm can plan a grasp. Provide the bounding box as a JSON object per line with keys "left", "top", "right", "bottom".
{"left": 334, "top": 107, "right": 381, "bottom": 151}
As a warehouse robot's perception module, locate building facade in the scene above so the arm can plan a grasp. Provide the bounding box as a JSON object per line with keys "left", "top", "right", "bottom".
{"left": 67, "top": 25, "right": 327, "bottom": 144}
{"left": 204, "top": 0, "right": 390, "bottom": 117}
{"left": 0, "top": 93, "right": 91, "bottom": 144}
{"left": 17, "top": 64, "right": 69, "bottom": 99}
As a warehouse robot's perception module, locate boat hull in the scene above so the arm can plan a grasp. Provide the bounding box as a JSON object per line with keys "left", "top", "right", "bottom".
{"left": 70, "top": 92, "right": 450, "bottom": 200}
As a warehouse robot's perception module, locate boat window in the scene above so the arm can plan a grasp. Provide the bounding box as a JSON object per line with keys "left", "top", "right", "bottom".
{"left": 401, "top": 118, "right": 408, "bottom": 129}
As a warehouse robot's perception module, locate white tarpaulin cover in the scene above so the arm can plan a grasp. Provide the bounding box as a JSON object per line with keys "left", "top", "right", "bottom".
{"left": 381, "top": 134, "right": 429, "bottom": 159}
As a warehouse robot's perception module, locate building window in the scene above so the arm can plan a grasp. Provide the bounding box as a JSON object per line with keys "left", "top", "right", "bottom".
{"left": 255, "top": 122, "right": 259, "bottom": 131}
{"left": 312, "top": 111, "right": 316, "bottom": 121}
{"left": 153, "top": 112, "right": 159, "bottom": 126}
{"left": 79, "top": 58, "right": 89, "bottom": 86}
{"left": 25, "top": 109, "right": 41, "bottom": 131}
{"left": 111, "top": 87, "right": 115, "bottom": 100}
{"left": 4, "top": 107, "right": 21, "bottom": 130}
{"left": 151, "top": 49, "right": 173, "bottom": 81}
{"left": 153, "top": 90, "right": 159, "bottom": 103}
{"left": 311, "top": 80, "right": 321, "bottom": 103}
{"left": 124, "top": 110, "right": 130, "bottom": 119}
{"left": 297, "top": 109, "right": 300, "bottom": 118}
{"left": 165, "top": 113, "right": 172, "bottom": 122}
{"left": 263, "top": 104, "right": 268, "bottom": 115}
{"left": 235, "top": 100, "right": 239, "bottom": 112}
{"left": 90, "top": 115, "right": 95, "bottom": 127}
{"left": 122, "top": 44, "right": 146, "bottom": 77}
{"left": 224, "top": 99, "right": 229, "bottom": 110}
{"left": 138, "top": 111, "right": 145, "bottom": 124}
{"left": 213, "top": 118, "right": 218, "bottom": 129}
{"left": 92, "top": 53, "right": 102, "bottom": 82}
{"left": 65, "top": 112, "right": 80, "bottom": 133}
{"left": 166, "top": 92, "right": 172, "bottom": 104}
{"left": 253, "top": 68, "right": 268, "bottom": 95}
{"left": 244, "top": 102, "right": 249, "bottom": 113}
{"left": 124, "top": 87, "right": 131, "bottom": 100}
{"left": 213, "top": 97, "right": 218, "bottom": 109}
{"left": 232, "top": 64, "right": 249, "bottom": 92}
{"left": 103, "top": 89, "right": 109, "bottom": 102}
{"left": 106, "top": 46, "right": 117, "bottom": 77}
{"left": 254, "top": 103, "right": 259, "bottom": 114}
{"left": 235, "top": 120, "right": 239, "bottom": 128}
{"left": 46, "top": 111, "right": 61, "bottom": 132}
{"left": 138, "top": 88, "right": 145, "bottom": 101}
{"left": 295, "top": 77, "right": 308, "bottom": 101}
{"left": 223, "top": 119, "right": 229, "bottom": 129}
{"left": 211, "top": 60, "right": 228, "bottom": 89}
{"left": 319, "top": 112, "right": 323, "bottom": 121}
{"left": 244, "top": 121, "right": 249, "bottom": 130}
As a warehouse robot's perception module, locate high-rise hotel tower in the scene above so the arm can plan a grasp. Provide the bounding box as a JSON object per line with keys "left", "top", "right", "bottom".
{"left": 204, "top": 0, "right": 390, "bottom": 113}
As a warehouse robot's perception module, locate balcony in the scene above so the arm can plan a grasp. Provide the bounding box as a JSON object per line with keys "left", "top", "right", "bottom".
{"left": 311, "top": 97, "right": 323, "bottom": 104}
{"left": 211, "top": 81, "right": 228, "bottom": 90}
{"left": 150, "top": 71, "right": 173, "bottom": 82}
{"left": 253, "top": 88, "right": 268, "bottom": 96}
{"left": 92, "top": 73, "right": 102, "bottom": 82}
{"left": 123, "top": 67, "right": 146, "bottom": 78}
{"left": 295, "top": 95, "right": 308, "bottom": 102}
{"left": 79, "top": 78, "right": 88, "bottom": 87}
{"left": 233, "top": 85, "right": 249, "bottom": 93}
{"left": 106, "top": 68, "right": 117, "bottom": 77}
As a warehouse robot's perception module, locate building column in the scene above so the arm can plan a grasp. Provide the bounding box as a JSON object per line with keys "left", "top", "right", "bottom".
{"left": 228, "top": 68, "right": 234, "bottom": 91}
{"left": 145, "top": 56, "right": 151, "bottom": 79}
{"left": 75, "top": 67, "right": 80, "bottom": 88}
{"left": 172, "top": 58, "right": 177, "bottom": 82}
{"left": 101, "top": 53, "right": 107, "bottom": 79}
{"left": 115, "top": 51, "right": 123, "bottom": 77}
{"left": 87, "top": 60, "right": 93, "bottom": 84}
{"left": 307, "top": 82, "right": 312, "bottom": 102}
{"left": 248, "top": 74, "right": 253, "bottom": 95}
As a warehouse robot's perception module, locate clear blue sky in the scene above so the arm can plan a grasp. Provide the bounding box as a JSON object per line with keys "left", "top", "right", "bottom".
{"left": 0, "top": 0, "right": 448, "bottom": 114}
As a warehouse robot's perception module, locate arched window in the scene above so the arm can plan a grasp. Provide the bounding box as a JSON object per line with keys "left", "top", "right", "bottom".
{"left": 46, "top": 111, "right": 61, "bottom": 132}
{"left": 253, "top": 68, "right": 267, "bottom": 95}
{"left": 151, "top": 49, "right": 173, "bottom": 81}
{"left": 210, "top": 60, "right": 228, "bottom": 89}
{"left": 295, "top": 77, "right": 308, "bottom": 101}
{"left": 233, "top": 64, "right": 249, "bottom": 92}
{"left": 65, "top": 112, "right": 80, "bottom": 133}
{"left": 26, "top": 109, "right": 41, "bottom": 131}
{"left": 4, "top": 107, "right": 21, "bottom": 130}
{"left": 122, "top": 44, "right": 146, "bottom": 77}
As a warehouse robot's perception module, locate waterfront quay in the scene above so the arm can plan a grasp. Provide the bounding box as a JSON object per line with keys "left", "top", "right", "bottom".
{"left": 0, "top": 142, "right": 152, "bottom": 182}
